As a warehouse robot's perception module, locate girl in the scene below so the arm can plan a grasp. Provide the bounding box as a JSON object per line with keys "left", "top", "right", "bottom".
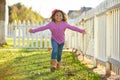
{"left": 29, "top": 9, "right": 85, "bottom": 72}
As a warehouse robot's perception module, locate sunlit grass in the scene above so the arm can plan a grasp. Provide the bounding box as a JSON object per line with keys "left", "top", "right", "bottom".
{"left": 2, "top": 38, "right": 50, "bottom": 48}
{"left": 0, "top": 49, "right": 101, "bottom": 80}
{"left": 1, "top": 38, "right": 14, "bottom": 48}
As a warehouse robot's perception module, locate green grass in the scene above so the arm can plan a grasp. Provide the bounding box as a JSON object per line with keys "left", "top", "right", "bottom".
{"left": 0, "top": 49, "right": 101, "bottom": 80}
{"left": 0, "top": 38, "right": 101, "bottom": 80}
{"left": 2, "top": 38, "right": 50, "bottom": 48}
{"left": 2, "top": 38, "right": 14, "bottom": 48}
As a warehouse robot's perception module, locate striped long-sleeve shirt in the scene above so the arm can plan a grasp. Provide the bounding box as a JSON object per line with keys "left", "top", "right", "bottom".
{"left": 31, "top": 21, "right": 84, "bottom": 44}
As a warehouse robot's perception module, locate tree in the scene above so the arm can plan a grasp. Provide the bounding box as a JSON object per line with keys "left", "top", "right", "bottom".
{"left": 0, "top": 0, "right": 7, "bottom": 46}
{"left": 9, "top": 3, "right": 44, "bottom": 23}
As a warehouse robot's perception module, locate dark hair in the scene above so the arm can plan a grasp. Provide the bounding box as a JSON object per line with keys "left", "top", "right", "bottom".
{"left": 50, "top": 9, "right": 68, "bottom": 22}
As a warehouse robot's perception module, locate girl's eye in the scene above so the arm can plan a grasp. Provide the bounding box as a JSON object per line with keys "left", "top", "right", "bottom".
{"left": 56, "top": 15, "right": 61, "bottom": 17}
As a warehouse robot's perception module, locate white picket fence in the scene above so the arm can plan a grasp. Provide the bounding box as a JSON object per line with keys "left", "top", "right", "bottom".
{"left": 74, "top": 0, "right": 120, "bottom": 75}
{"left": 8, "top": 21, "right": 51, "bottom": 48}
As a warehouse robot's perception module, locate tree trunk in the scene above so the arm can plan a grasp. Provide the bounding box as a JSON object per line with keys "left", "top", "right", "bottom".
{"left": 0, "top": 0, "right": 6, "bottom": 46}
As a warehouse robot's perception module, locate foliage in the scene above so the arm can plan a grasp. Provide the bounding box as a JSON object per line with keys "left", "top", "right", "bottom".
{"left": 9, "top": 3, "right": 44, "bottom": 23}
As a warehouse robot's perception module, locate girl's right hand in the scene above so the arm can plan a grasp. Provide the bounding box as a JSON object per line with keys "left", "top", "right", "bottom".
{"left": 29, "top": 29, "right": 32, "bottom": 33}
{"left": 82, "top": 29, "right": 86, "bottom": 34}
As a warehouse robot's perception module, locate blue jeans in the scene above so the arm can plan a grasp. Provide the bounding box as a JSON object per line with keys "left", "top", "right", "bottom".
{"left": 51, "top": 39, "right": 64, "bottom": 62}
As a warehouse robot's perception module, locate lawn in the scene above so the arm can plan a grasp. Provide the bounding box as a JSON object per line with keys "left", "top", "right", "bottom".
{"left": 0, "top": 49, "right": 101, "bottom": 80}
{"left": 0, "top": 38, "right": 101, "bottom": 80}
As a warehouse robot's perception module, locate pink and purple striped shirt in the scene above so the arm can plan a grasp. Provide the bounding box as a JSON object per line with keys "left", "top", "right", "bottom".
{"left": 31, "top": 21, "right": 84, "bottom": 44}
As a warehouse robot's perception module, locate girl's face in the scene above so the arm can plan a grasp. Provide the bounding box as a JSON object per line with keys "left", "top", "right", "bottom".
{"left": 54, "top": 12, "right": 63, "bottom": 23}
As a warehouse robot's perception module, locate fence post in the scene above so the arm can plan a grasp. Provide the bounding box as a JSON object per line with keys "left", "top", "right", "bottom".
{"left": 18, "top": 21, "right": 22, "bottom": 48}
{"left": 13, "top": 21, "right": 17, "bottom": 48}
{"left": 22, "top": 21, "right": 26, "bottom": 48}
{"left": 26, "top": 20, "right": 30, "bottom": 48}
{"left": 93, "top": 15, "right": 98, "bottom": 67}
{"left": 106, "top": 11, "right": 112, "bottom": 76}
{"left": 36, "top": 33, "right": 38, "bottom": 48}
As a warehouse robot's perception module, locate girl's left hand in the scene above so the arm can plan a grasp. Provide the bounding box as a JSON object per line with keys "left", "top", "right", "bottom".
{"left": 29, "top": 29, "right": 33, "bottom": 33}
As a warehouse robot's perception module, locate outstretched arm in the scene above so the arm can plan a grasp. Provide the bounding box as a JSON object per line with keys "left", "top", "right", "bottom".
{"left": 29, "top": 22, "right": 51, "bottom": 33}
{"left": 66, "top": 23, "right": 86, "bottom": 34}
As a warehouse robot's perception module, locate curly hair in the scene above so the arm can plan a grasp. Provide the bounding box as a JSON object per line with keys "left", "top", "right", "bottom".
{"left": 50, "top": 9, "right": 68, "bottom": 22}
